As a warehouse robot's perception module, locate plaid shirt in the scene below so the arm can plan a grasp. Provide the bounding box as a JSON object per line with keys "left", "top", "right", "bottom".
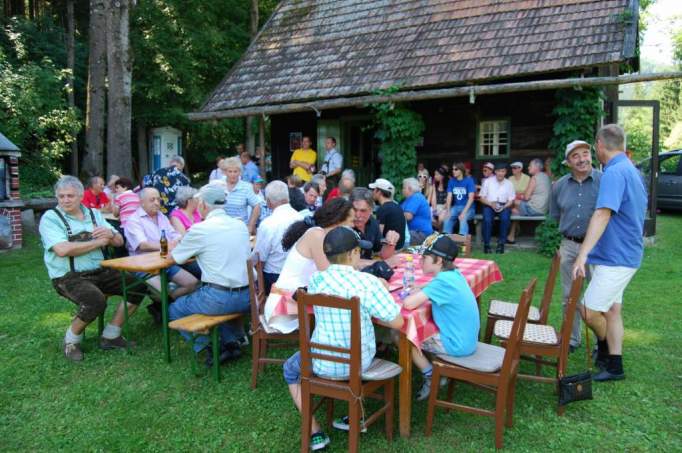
{"left": 307, "top": 264, "right": 400, "bottom": 378}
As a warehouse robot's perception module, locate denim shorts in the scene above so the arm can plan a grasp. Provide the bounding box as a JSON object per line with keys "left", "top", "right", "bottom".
{"left": 518, "top": 201, "right": 542, "bottom": 216}
{"left": 283, "top": 351, "right": 302, "bottom": 384}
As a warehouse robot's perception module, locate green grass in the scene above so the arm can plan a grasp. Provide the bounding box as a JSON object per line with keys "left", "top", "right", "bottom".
{"left": 1, "top": 215, "right": 681, "bottom": 452}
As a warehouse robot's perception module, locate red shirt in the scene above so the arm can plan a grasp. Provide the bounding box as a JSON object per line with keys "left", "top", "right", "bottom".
{"left": 82, "top": 188, "right": 110, "bottom": 209}
{"left": 325, "top": 187, "right": 341, "bottom": 202}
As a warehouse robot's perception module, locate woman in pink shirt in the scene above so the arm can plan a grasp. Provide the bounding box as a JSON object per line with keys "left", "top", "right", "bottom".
{"left": 169, "top": 186, "right": 202, "bottom": 235}
{"left": 112, "top": 177, "right": 140, "bottom": 227}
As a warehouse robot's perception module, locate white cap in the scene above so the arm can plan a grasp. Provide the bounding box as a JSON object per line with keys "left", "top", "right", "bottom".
{"left": 368, "top": 178, "right": 395, "bottom": 197}
{"left": 564, "top": 140, "right": 591, "bottom": 163}
{"left": 510, "top": 161, "right": 523, "bottom": 168}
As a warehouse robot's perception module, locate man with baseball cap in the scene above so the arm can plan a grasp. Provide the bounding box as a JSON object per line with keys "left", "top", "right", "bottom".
{"left": 573, "top": 124, "right": 647, "bottom": 382}
{"left": 282, "top": 226, "right": 403, "bottom": 449}
{"left": 550, "top": 139, "right": 601, "bottom": 352}
{"left": 168, "top": 184, "right": 252, "bottom": 366}
{"left": 370, "top": 178, "right": 407, "bottom": 249}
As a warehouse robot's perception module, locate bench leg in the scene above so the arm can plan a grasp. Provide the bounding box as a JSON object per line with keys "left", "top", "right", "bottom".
{"left": 189, "top": 333, "right": 202, "bottom": 377}
{"left": 211, "top": 327, "right": 221, "bottom": 383}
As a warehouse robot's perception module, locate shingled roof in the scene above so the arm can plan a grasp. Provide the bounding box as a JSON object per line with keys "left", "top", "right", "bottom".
{"left": 196, "top": 0, "right": 638, "bottom": 117}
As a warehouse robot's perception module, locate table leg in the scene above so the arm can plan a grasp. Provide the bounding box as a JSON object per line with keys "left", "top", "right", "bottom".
{"left": 398, "top": 331, "right": 412, "bottom": 438}
{"left": 160, "top": 268, "right": 171, "bottom": 363}
{"left": 121, "top": 272, "right": 130, "bottom": 354}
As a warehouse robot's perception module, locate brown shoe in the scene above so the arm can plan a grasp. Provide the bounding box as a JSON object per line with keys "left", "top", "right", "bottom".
{"left": 99, "top": 336, "right": 136, "bottom": 350}
{"left": 64, "top": 342, "right": 84, "bottom": 362}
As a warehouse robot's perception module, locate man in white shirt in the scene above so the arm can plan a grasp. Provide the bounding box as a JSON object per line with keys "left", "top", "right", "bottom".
{"left": 479, "top": 162, "right": 516, "bottom": 254}
{"left": 169, "top": 184, "right": 251, "bottom": 366}
{"left": 253, "top": 180, "right": 303, "bottom": 293}
{"left": 320, "top": 137, "right": 343, "bottom": 188}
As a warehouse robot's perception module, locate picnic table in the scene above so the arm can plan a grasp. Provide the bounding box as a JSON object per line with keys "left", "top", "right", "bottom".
{"left": 101, "top": 252, "right": 176, "bottom": 362}
{"left": 268, "top": 254, "right": 503, "bottom": 437}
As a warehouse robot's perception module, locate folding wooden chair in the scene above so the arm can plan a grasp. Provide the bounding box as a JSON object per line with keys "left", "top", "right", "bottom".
{"left": 447, "top": 233, "right": 473, "bottom": 258}
{"left": 425, "top": 278, "right": 536, "bottom": 450}
{"left": 493, "top": 276, "right": 584, "bottom": 415}
{"left": 247, "top": 258, "right": 298, "bottom": 389}
{"left": 295, "top": 290, "right": 401, "bottom": 453}
{"left": 484, "top": 252, "right": 560, "bottom": 343}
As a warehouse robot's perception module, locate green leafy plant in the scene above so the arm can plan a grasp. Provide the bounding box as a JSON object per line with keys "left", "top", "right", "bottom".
{"left": 368, "top": 87, "right": 425, "bottom": 199}
{"left": 548, "top": 87, "right": 605, "bottom": 177}
{"left": 535, "top": 218, "right": 563, "bottom": 257}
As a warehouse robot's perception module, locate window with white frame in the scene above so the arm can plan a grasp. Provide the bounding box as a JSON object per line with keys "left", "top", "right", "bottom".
{"left": 478, "top": 119, "right": 510, "bottom": 157}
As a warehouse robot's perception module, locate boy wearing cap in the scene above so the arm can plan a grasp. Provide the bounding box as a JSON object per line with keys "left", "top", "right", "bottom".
{"left": 282, "top": 227, "right": 403, "bottom": 450}
{"left": 402, "top": 234, "right": 479, "bottom": 400}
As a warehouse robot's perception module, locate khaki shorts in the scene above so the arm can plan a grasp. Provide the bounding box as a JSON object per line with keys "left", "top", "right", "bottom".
{"left": 582, "top": 264, "right": 637, "bottom": 313}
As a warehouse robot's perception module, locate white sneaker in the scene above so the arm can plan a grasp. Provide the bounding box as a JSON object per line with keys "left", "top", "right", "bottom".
{"left": 332, "top": 416, "right": 367, "bottom": 433}
{"left": 416, "top": 379, "right": 432, "bottom": 401}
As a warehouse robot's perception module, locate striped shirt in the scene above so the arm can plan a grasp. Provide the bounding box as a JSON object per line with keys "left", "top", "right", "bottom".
{"left": 307, "top": 264, "right": 400, "bottom": 378}
{"left": 113, "top": 190, "right": 140, "bottom": 227}
{"left": 224, "top": 180, "right": 260, "bottom": 223}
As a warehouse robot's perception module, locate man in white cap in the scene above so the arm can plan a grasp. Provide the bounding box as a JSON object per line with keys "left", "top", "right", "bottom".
{"left": 168, "top": 184, "right": 251, "bottom": 366}
{"left": 550, "top": 140, "right": 601, "bottom": 352}
{"left": 370, "top": 178, "right": 406, "bottom": 249}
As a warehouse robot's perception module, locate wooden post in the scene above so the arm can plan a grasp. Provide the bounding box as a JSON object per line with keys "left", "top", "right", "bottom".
{"left": 258, "top": 115, "right": 266, "bottom": 179}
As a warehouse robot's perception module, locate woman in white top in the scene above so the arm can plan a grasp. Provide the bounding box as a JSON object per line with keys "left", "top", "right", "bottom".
{"left": 263, "top": 197, "right": 354, "bottom": 333}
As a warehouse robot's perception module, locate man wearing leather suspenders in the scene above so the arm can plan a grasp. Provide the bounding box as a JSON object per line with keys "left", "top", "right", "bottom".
{"left": 39, "top": 176, "right": 145, "bottom": 362}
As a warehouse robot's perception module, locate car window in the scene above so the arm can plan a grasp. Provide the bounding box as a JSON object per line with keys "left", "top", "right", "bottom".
{"left": 660, "top": 155, "right": 681, "bottom": 175}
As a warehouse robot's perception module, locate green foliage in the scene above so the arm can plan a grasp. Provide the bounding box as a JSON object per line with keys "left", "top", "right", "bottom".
{"left": 548, "top": 87, "right": 605, "bottom": 176}
{"left": 368, "top": 88, "right": 425, "bottom": 197}
{"left": 534, "top": 218, "right": 563, "bottom": 258}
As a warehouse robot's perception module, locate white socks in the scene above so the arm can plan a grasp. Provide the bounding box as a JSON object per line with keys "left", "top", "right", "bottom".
{"left": 65, "top": 327, "right": 83, "bottom": 345}
{"left": 102, "top": 324, "right": 122, "bottom": 340}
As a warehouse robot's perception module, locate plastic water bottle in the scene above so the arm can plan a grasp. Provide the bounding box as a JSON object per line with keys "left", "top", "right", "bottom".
{"left": 404, "top": 254, "right": 415, "bottom": 290}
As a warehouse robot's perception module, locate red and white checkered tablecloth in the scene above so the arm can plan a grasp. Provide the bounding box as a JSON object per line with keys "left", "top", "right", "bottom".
{"left": 388, "top": 255, "right": 503, "bottom": 349}
{"left": 267, "top": 255, "right": 503, "bottom": 349}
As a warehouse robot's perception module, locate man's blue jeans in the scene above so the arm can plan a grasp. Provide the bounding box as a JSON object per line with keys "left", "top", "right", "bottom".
{"left": 482, "top": 206, "right": 511, "bottom": 247}
{"left": 169, "top": 285, "right": 250, "bottom": 351}
{"left": 444, "top": 205, "right": 474, "bottom": 235}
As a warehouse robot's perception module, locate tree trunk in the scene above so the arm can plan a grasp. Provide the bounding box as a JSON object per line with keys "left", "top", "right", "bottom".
{"left": 82, "top": 0, "right": 107, "bottom": 177}
{"left": 66, "top": 0, "right": 78, "bottom": 176}
{"left": 105, "top": 0, "right": 133, "bottom": 178}
{"left": 245, "top": 0, "right": 259, "bottom": 154}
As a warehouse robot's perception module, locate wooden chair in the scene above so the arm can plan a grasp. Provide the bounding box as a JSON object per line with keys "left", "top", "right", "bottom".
{"left": 425, "top": 278, "right": 536, "bottom": 450}
{"left": 247, "top": 258, "right": 298, "bottom": 389}
{"left": 169, "top": 313, "right": 241, "bottom": 382}
{"left": 447, "top": 233, "right": 472, "bottom": 258}
{"left": 484, "top": 252, "right": 560, "bottom": 343}
{"left": 295, "top": 290, "right": 402, "bottom": 453}
{"left": 493, "top": 276, "right": 584, "bottom": 415}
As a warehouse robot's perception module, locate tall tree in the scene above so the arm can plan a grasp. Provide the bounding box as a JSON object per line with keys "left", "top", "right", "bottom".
{"left": 66, "top": 0, "right": 78, "bottom": 175}
{"left": 106, "top": 0, "right": 133, "bottom": 177}
{"left": 82, "top": 0, "right": 107, "bottom": 177}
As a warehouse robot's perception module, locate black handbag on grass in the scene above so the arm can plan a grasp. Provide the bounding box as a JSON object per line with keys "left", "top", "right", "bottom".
{"left": 558, "top": 305, "right": 593, "bottom": 406}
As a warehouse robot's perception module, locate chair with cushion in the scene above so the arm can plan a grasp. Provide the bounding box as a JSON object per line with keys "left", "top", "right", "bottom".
{"left": 425, "top": 278, "right": 537, "bottom": 450}
{"left": 247, "top": 258, "right": 298, "bottom": 389}
{"left": 295, "top": 290, "right": 401, "bottom": 453}
{"left": 447, "top": 233, "right": 473, "bottom": 258}
{"left": 484, "top": 252, "right": 559, "bottom": 343}
{"left": 493, "top": 276, "right": 584, "bottom": 415}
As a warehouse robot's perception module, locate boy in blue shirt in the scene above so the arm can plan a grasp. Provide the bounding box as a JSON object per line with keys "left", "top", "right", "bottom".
{"left": 402, "top": 234, "right": 480, "bottom": 400}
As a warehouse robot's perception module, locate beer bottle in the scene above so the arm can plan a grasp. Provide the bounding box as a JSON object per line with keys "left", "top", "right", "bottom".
{"left": 160, "top": 229, "right": 168, "bottom": 257}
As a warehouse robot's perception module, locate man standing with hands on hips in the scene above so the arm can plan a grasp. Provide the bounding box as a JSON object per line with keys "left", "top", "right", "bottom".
{"left": 573, "top": 124, "right": 647, "bottom": 382}
{"left": 550, "top": 140, "right": 601, "bottom": 352}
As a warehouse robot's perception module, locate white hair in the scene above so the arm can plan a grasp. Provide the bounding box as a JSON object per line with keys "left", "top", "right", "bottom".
{"left": 54, "top": 175, "right": 84, "bottom": 196}
{"left": 403, "top": 177, "right": 420, "bottom": 193}
{"left": 341, "top": 169, "right": 355, "bottom": 183}
{"left": 219, "top": 156, "right": 241, "bottom": 171}
{"left": 139, "top": 187, "right": 160, "bottom": 200}
{"left": 264, "top": 180, "right": 289, "bottom": 205}
{"left": 530, "top": 158, "right": 544, "bottom": 170}
{"left": 170, "top": 155, "right": 185, "bottom": 167}
{"left": 175, "top": 186, "right": 198, "bottom": 208}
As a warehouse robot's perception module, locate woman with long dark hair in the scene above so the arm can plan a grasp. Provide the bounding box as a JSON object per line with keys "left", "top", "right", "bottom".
{"left": 264, "top": 198, "right": 354, "bottom": 333}
{"left": 429, "top": 166, "right": 449, "bottom": 231}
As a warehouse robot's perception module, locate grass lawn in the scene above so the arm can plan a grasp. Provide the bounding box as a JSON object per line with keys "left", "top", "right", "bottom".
{"left": 0, "top": 214, "right": 680, "bottom": 452}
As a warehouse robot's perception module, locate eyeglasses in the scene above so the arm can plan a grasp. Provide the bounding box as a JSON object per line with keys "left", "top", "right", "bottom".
{"left": 418, "top": 175, "right": 428, "bottom": 179}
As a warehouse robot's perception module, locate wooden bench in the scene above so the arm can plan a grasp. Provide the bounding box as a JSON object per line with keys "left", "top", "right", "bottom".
{"left": 473, "top": 214, "right": 545, "bottom": 244}
{"left": 169, "top": 313, "right": 242, "bottom": 382}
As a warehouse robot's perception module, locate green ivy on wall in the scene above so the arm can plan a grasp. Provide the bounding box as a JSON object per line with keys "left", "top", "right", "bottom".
{"left": 368, "top": 88, "right": 425, "bottom": 199}
{"left": 548, "top": 87, "right": 605, "bottom": 177}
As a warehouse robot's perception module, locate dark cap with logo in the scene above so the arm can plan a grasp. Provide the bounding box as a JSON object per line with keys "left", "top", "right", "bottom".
{"left": 421, "top": 234, "right": 460, "bottom": 261}
{"left": 323, "top": 226, "right": 373, "bottom": 256}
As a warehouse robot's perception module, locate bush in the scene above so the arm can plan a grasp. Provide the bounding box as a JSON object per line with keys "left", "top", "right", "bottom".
{"left": 535, "top": 218, "right": 562, "bottom": 257}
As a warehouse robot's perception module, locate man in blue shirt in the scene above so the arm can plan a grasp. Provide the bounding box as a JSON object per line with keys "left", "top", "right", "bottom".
{"left": 240, "top": 150, "right": 261, "bottom": 183}
{"left": 400, "top": 177, "right": 433, "bottom": 245}
{"left": 573, "top": 124, "right": 647, "bottom": 382}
